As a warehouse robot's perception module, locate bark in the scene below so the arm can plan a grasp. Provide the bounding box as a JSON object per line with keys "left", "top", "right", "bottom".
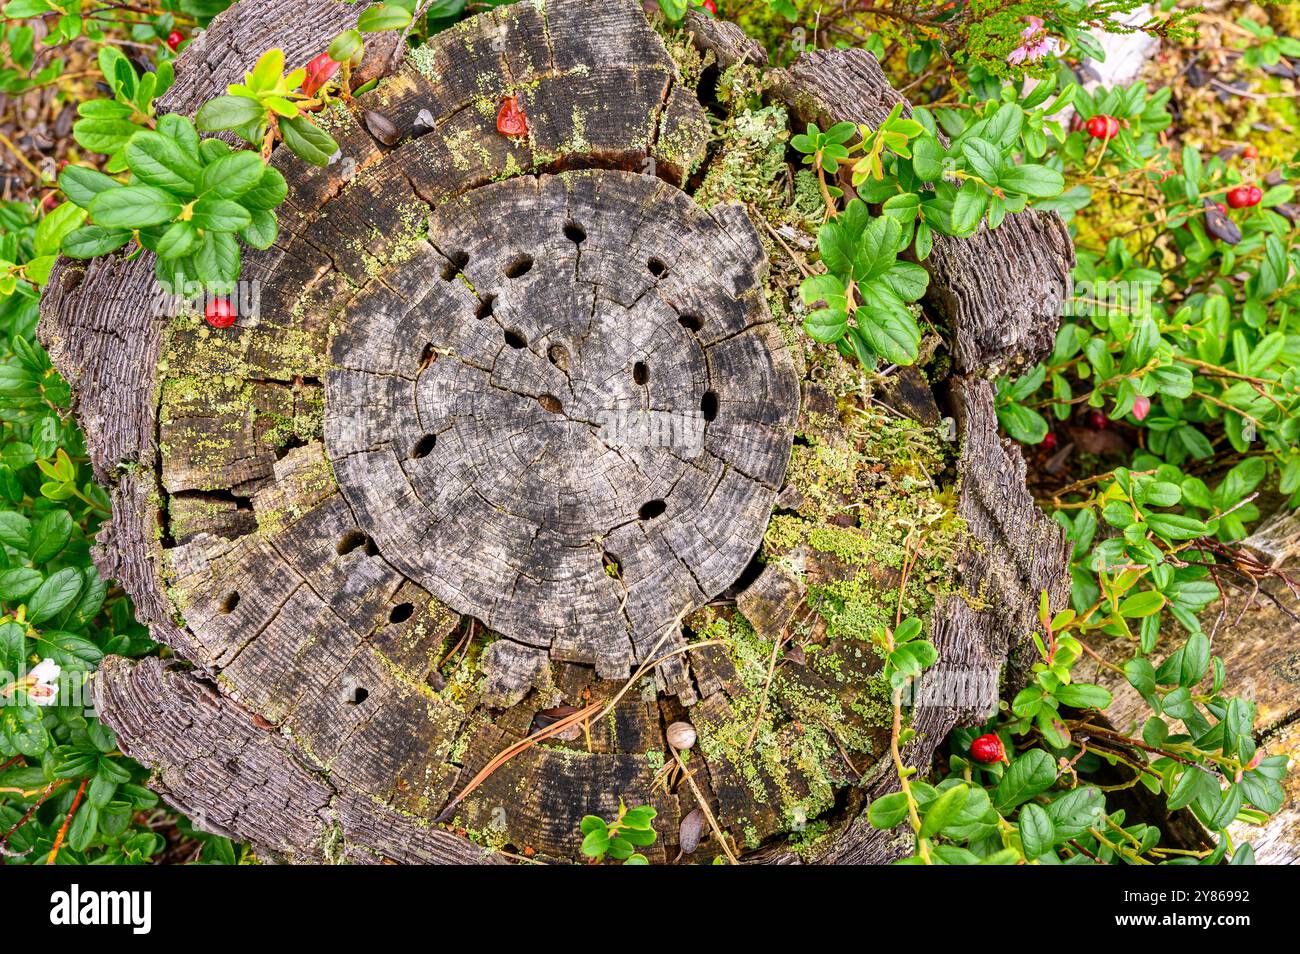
{"left": 43, "top": 0, "right": 1071, "bottom": 864}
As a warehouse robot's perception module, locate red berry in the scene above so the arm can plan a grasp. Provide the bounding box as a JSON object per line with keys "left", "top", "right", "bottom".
{"left": 204, "top": 298, "right": 237, "bottom": 329}
{"left": 1226, "top": 185, "right": 1261, "bottom": 209}
{"left": 970, "top": 734, "right": 1006, "bottom": 764}
{"left": 1086, "top": 409, "right": 1107, "bottom": 430}
{"left": 1085, "top": 114, "right": 1119, "bottom": 140}
{"left": 302, "top": 51, "right": 339, "bottom": 97}
{"left": 1242, "top": 144, "right": 1258, "bottom": 159}
{"left": 166, "top": 29, "right": 184, "bottom": 52}
{"left": 496, "top": 95, "right": 528, "bottom": 138}
{"left": 701, "top": 0, "right": 717, "bottom": 12}
{"left": 1215, "top": 202, "right": 1227, "bottom": 214}
{"left": 1069, "top": 112, "right": 1085, "bottom": 133}
{"left": 1040, "top": 432, "right": 1057, "bottom": 452}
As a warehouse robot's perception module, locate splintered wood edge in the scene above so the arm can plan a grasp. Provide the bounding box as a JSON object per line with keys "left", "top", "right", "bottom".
{"left": 46, "top": 0, "right": 1072, "bottom": 865}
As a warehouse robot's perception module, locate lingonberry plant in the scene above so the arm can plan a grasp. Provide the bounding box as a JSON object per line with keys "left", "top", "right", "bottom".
{"left": 579, "top": 800, "right": 658, "bottom": 865}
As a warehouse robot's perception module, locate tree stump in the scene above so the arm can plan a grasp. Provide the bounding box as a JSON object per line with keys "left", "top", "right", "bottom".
{"left": 39, "top": 0, "right": 1073, "bottom": 863}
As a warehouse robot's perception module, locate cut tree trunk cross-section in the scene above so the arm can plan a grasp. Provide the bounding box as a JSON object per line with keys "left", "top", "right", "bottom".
{"left": 38, "top": 0, "right": 1074, "bottom": 864}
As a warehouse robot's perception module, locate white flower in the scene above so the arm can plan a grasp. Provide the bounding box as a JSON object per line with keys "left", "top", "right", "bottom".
{"left": 26, "top": 658, "right": 61, "bottom": 706}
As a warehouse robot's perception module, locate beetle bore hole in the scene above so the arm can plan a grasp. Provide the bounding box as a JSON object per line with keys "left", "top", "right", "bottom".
{"left": 220, "top": 592, "right": 240, "bottom": 614}
{"left": 504, "top": 328, "right": 528, "bottom": 349}
{"left": 419, "top": 343, "right": 436, "bottom": 369}
{"left": 678, "top": 314, "right": 702, "bottom": 332}
{"left": 638, "top": 499, "right": 666, "bottom": 520}
{"left": 633, "top": 361, "right": 649, "bottom": 385}
{"left": 547, "top": 344, "right": 570, "bottom": 370}
{"left": 411, "top": 434, "right": 437, "bottom": 459}
{"left": 337, "top": 531, "right": 369, "bottom": 556}
{"left": 441, "top": 250, "right": 468, "bottom": 281}
{"left": 647, "top": 257, "right": 668, "bottom": 278}
{"left": 538, "top": 394, "right": 563, "bottom": 414}
{"left": 389, "top": 602, "right": 414, "bottom": 624}
{"left": 602, "top": 551, "right": 622, "bottom": 580}
{"left": 348, "top": 686, "right": 369, "bottom": 705}
{"left": 564, "top": 222, "right": 587, "bottom": 244}
{"left": 505, "top": 254, "right": 534, "bottom": 278}
{"left": 476, "top": 295, "right": 496, "bottom": 320}
{"left": 701, "top": 391, "right": 719, "bottom": 421}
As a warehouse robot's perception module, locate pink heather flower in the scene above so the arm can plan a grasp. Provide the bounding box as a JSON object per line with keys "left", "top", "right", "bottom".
{"left": 1132, "top": 395, "right": 1151, "bottom": 421}
{"left": 1008, "top": 16, "right": 1063, "bottom": 66}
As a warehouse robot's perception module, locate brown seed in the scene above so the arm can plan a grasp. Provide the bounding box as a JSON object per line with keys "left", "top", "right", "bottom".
{"left": 679, "top": 808, "right": 704, "bottom": 854}
{"left": 666, "top": 720, "right": 696, "bottom": 751}
{"left": 363, "top": 110, "right": 401, "bottom": 146}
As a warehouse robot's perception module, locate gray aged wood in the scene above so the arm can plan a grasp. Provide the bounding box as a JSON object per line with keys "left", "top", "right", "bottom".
{"left": 44, "top": 0, "right": 1072, "bottom": 864}
{"left": 327, "top": 171, "right": 796, "bottom": 687}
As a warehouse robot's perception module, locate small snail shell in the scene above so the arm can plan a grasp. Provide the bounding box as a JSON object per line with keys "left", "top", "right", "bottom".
{"left": 666, "top": 720, "right": 696, "bottom": 751}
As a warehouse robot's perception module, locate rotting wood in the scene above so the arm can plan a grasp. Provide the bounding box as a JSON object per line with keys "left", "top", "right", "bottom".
{"left": 43, "top": 0, "right": 1072, "bottom": 864}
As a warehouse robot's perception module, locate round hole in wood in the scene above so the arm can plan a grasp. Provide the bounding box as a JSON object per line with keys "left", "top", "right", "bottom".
{"left": 564, "top": 221, "right": 586, "bottom": 244}
{"left": 440, "top": 249, "right": 469, "bottom": 280}
{"left": 678, "top": 314, "right": 702, "bottom": 332}
{"left": 411, "top": 434, "right": 437, "bottom": 459}
{"left": 349, "top": 686, "right": 369, "bottom": 705}
{"left": 220, "top": 592, "right": 240, "bottom": 614}
{"left": 476, "top": 295, "right": 496, "bottom": 320}
{"left": 647, "top": 257, "right": 668, "bottom": 278}
{"left": 701, "top": 391, "right": 718, "bottom": 421}
{"left": 504, "top": 328, "right": 528, "bottom": 349}
{"left": 337, "top": 531, "right": 368, "bottom": 555}
{"left": 638, "top": 499, "right": 666, "bottom": 520}
{"left": 505, "top": 254, "right": 534, "bottom": 278}
{"left": 633, "top": 361, "right": 649, "bottom": 385}
{"left": 389, "top": 603, "right": 414, "bottom": 624}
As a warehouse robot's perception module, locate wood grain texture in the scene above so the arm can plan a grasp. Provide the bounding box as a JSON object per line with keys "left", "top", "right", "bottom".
{"left": 49, "top": 0, "right": 1072, "bottom": 864}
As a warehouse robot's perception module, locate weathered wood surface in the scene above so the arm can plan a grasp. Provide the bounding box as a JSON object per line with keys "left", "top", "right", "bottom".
{"left": 44, "top": 0, "right": 1073, "bottom": 864}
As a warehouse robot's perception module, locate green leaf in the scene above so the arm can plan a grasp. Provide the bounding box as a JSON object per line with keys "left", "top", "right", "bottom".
{"left": 88, "top": 185, "right": 180, "bottom": 229}
{"left": 57, "top": 165, "right": 122, "bottom": 209}
{"left": 199, "top": 150, "right": 267, "bottom": 199}
{"left": 867, "top": 791, "right": 910, "bottom": 828}
{"left": 0, "top": 568, "right": 43, "bottom": 601}
{"left": 124, "top": 131, "right": 202, "bottom": 193}
{"left": 240, "top": 209, "right": 279, "bottom": 250}
{"left": 62, "top": 226, "right": 132, "bottom": 258}
{"left": 29, "top": 510, "right": 73, "bottom": 564}
{"left": 240, "top": 166, "right": 289, "bottom": 210}
{"left": 191, "top": 197, "right": 252, "bottom": 233}
{"left": 196, "top": 94, "right": 266, "bottom": 132}
{"left": 1054, "top": 682, "right": 1112, "bottom": 710}
{"left": 993, "top": 750, "right": 1056, "bottom": 812}
{"left": 999, "top": 164, "right": 1065, "bottom": 198}
{"left": 919, "top": 783, "right": 969, "bottom": 838}
{"left": 911, "top": 135, "right": 944, "bottom": 181}
{"left": 1018, "top": 802, "right": 1055, "bottom": 858}
{"left": 357, "top": 4, "right": 413, "bottom": 30}
{"left": 194, "top": 230, "right": 241, "bottom": 285}
{"left": 329, "top": 29, "right": 365, "bottom": 63}
{"left": 1044, "top": 786, "right": 1104, "bottom": 841}
{"left": 27, "top": 566, "right": 84, "bottom": 623}
{"left": 279, "top": 114, "right": 339, "bottom": 167}
{"left": 951, "top": 179, "right": 987, "bottom": 234}
{"left": 156, "top": 220, "right": 199, "bottom": 259}
{"left": 1118, "top": 591, "right": 1166, "bottom": 618}
{"left": 856, "top": 286, "right": 921, "bottom": 365}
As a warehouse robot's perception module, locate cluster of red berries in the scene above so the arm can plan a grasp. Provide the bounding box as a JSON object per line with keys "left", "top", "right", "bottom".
{"left": 1226, "top": 184, "right": 1263, "bottom": 209}
{"left": 1085, "top": 114, "right": 1119, "bottom": 140}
